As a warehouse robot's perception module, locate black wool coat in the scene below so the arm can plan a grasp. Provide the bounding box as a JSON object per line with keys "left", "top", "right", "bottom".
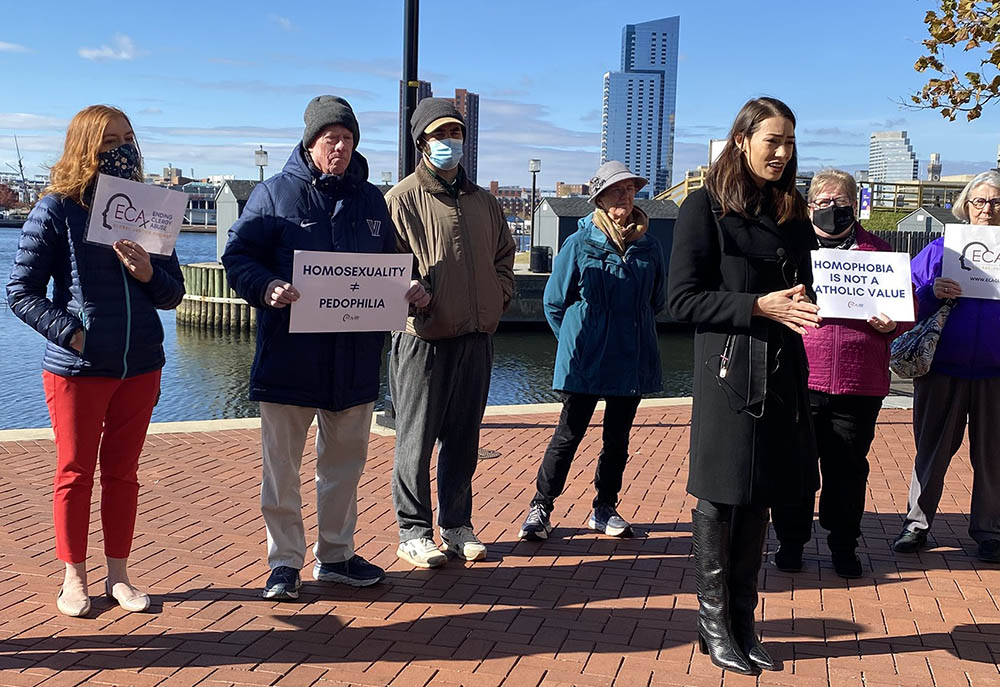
{"left": 667, "top": 187, "right": 819, "bottom": 506}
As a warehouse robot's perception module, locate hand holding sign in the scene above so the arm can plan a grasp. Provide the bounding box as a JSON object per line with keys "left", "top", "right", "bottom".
{"left": 405, "top": 280, "right": 430, "bottom": 308}
{"left": 113, "top": 239, "right": 153, "bottom": 283}
{"left": 266, "top": 280, "right": 301, "bottom": 308}
{"left": 932, "top": 277, "right": 962, "bottom": 300}
{"left": 867, "top": 312, "right": 897, "bottom": 333}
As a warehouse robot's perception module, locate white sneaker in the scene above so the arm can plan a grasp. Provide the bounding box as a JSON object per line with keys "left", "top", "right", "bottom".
{"left": 396, "top": 537, "right": 447, "bottom": 568}
{"left": 440, "top": 526, "right": 487, "bottom": 561}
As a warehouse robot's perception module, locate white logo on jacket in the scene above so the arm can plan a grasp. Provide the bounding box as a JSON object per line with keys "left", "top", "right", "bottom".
{"left": 367, "top": 219, "right": 381, "bottom": 237}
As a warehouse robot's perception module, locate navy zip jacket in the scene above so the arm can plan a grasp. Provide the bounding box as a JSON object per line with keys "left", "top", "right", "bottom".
{"left": 7, "top": 193, "right": 185, "bottom": 379}
{"left": 222, "top": 145, "right": 396, "bottom": 411}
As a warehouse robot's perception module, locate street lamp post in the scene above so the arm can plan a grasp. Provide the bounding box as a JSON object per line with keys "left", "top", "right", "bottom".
{"left": 529, "top": 159, "right": 541, "bottom": 250}
{"left": 254, "top": 145, "right": 268, "bottom": 182}
{"left": 377, "top": 0, "right": 420, "bottom": 431}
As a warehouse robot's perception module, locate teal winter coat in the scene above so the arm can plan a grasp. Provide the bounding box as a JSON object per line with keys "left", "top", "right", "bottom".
{"left": 544, "top": 213, "right": 666, "bottom": 396}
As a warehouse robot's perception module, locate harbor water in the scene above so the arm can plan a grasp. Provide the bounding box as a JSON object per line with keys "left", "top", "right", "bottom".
{"left": 0, "top": 228, "right": 694, "bottom": 431}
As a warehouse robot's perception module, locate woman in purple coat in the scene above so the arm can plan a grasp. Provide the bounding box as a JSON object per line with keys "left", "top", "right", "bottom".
{"left": 892, "top": 170, "right": 1000, "bottom": 563}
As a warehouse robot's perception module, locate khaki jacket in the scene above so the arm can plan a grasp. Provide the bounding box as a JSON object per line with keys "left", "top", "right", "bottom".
{"left": 386, "top": 165, "right": 516, "bottom": 340}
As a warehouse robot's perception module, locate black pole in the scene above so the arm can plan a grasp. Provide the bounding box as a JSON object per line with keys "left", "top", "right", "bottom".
{"left": 402, "top": 0, "right": 420, "bottom": 178}
{"left": 378, "top": 0, "right": 419, "bottom": 431}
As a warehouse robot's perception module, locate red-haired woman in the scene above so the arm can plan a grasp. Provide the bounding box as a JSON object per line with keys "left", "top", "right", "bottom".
{"left": 668, "top": 97, "right": 820, "bottom": 675}
{"left": 7, "top": 105, "right": 185, "bottom": 617}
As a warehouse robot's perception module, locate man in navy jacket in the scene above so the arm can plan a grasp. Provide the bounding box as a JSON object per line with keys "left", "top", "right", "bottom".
{"left": 223, "top": 96, "right": 428, "bottom": 599}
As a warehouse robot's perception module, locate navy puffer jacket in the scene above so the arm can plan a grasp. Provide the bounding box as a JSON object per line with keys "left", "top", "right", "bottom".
{"left": 7, "top": 193, "right": 185, "bottom": 379}
{"left": 222, "top": 145, "right": 396, "bottom": 412}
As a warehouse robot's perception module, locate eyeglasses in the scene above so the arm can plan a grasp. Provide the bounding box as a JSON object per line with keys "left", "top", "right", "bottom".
{"left": 810, "top": 197, "right": 852, "bottom": 209}
{"left": 968, "top": 197, "right": 1000, "bottom": 210}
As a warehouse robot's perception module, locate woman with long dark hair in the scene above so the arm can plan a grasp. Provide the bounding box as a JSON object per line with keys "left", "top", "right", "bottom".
{"left": 7, "top": 105, "right": 184, "bottom": 617}
{"left": 668, "top": 97, "right": 820, "bottom": 675}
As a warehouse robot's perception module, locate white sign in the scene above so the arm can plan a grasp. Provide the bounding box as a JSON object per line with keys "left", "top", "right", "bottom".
{"left": 289, "top": 251, "right": 412, "bottom": 333}
{"left": 811, "top": 248, "right": 914, "bottom": 321}
{"left": 85, "top": 174, "right": 187, "bottom": 256}
{"left": 941, "top": 223, "right": 1000, "bottom": 300}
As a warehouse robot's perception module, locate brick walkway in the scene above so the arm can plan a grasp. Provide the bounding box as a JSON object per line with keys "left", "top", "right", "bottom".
{"left": 0, "top": 404, "right": 998, "bottom": 687}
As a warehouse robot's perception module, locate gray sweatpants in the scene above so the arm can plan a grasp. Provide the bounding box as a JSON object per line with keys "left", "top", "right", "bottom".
{"left": 903, "top": 372, "right": 1000, "bottom": 543}
{"left": 390, "top": 331, "right": 493, "bottom": 542}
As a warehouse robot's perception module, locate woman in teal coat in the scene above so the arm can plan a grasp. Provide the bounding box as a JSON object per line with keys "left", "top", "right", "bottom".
{"left": 517, "top": 161, "right": 665, "bottom": 541}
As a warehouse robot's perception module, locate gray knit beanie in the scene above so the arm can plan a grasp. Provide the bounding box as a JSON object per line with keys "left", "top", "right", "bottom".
{"left": 410, "top": 98, "right": 465, "bottom": 146}
{"left": 303, "top": 95, "right": 360, "bottom": 147}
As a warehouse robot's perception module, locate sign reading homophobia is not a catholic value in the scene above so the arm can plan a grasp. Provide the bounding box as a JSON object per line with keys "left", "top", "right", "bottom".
{"left": 810, "top": 248, "right": 915, "bottom": 322}
{"left": 85, "top": 174, "right": 188, "bottom": 256}
{"left": 289, "top": 251, "right": 412, "bottom": 333}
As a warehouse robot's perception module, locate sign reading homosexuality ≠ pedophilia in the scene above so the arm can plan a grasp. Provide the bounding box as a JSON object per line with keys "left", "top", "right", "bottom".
{"left": 941, "top": 223, "right": 1000, "bottom": 300}
{"left": 289, "top": 251, "right": 412, "bottom": 333}
{"left": 811, "top": 248, "right": 914, "bottom": 322}
{"left": 85, "top": 174, "right": 188, "bottom": 256}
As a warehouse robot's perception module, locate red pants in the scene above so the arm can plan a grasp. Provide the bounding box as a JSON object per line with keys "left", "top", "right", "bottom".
{"left": 43, "top": 369, "right": 160, "bottom": 563}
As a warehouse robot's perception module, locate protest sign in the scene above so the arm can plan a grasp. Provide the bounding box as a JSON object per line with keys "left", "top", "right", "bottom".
{"left": 289, "top": 251, "right": 412, "bottom": 333}
{"left": 811, "top": 248, "right": 914, "bottom": 321}
{"left": 941, "top": 223, "right": 1000, "bottom": 300}
{"left": 85, "top": 174, "right": 187, "bottom": 256}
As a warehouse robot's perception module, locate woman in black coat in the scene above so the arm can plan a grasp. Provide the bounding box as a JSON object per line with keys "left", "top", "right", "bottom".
{"left": 667, "top": 97, "right": 820, "bottom": 675}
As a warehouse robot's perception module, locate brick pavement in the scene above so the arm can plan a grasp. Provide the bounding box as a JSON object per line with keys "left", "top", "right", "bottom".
{"left": 0, "top": 405, "right": 998, "bottom": 686}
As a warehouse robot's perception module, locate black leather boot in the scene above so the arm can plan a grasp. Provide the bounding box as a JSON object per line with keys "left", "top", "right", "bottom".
{"left": 729, "top": 505, "right": 778, "bottom": 671}
{"left": 691, "top": 508, "right": 758, "bottom": 675}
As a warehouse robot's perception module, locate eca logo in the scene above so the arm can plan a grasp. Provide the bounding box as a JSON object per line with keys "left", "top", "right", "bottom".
{"left": 102, "top": 193, "right": 149, "bottom": 230}
{"left": 958, "top": 241, "right": 1000, "bottom": 271}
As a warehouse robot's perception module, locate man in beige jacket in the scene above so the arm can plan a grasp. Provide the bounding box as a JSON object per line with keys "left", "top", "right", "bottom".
{"left": 385, "top": 98, "right": 516, "bottom": 568}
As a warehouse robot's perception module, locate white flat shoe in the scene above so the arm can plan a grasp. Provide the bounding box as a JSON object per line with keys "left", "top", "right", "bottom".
{"left": 105, "top": 580, "right": 150, "bottom": 612}
{"left": 56, "top": 589, "right": 91, "bottom": 617}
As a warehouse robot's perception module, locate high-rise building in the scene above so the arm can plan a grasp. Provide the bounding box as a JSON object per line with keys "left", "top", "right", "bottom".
{"left": 397, "top": 79, "right": 433, "bottom": 183}
{"left": 868, "top": 131, "right": 918, "bottom": 183}
{"left": 927, "top": 153, "right": 941, "bottom": 181}
{"left": 601, "top": 16, "right": 679, "bottom": 197}
{"left": 452, "top": 88, "right": 480, "bottom": 184}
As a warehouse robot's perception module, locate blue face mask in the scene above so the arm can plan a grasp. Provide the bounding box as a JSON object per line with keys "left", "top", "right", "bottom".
{"left": 425, "top": 138, "right": 464, "bottom": 171}
{"left": 98, "top": 143, "right": 141, "bottom": 180}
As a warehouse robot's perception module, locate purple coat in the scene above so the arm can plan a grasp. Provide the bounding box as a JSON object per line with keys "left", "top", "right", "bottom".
{"left": 912, "top": 236, "right": 1000, "bottom": 378}
{"left": 804, "top": 226, "right": 908, "bottom": 396}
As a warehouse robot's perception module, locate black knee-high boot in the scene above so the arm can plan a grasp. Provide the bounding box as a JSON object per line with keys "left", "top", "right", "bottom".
{"left": 691, "top": 508, "right": 757, "bottom": 675}
{"left": 729, "top": 506, "right": 778, "bottom": 671}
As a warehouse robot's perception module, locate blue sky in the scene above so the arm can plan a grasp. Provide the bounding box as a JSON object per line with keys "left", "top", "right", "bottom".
{"left": 2, "top": 0, "right": 998, "bottom": 189}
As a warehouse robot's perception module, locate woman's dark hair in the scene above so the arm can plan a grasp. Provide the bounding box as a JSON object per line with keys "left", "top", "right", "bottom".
{"left": 705, "top": 97, "right": 807, "bottom": 224}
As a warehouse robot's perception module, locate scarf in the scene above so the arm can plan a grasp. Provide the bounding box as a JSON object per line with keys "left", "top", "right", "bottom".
{"left": 593, "top": 206, "right": 649, "bottom": 255}
{"left": 816, "top": 222, "right": 857, "bottom": 250}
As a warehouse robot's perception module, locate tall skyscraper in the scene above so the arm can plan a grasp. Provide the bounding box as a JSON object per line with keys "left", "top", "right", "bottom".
{"left": 868, "top": 131, "right": 918, "bottom": 183}
{"left": 601, "top": 16, "right": 679, "bottom": 197}
{"left": 452, "top": 88, "right": 480, "bottom": 184}
{"left": 398, "top": 79, "right": 433, "bottom": 183}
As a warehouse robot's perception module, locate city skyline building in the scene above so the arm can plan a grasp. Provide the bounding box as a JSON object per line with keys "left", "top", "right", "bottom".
{"left": 869, "top": 130, "right": 919, "bottom": 183}
{"left": 601, "top": 16, "right": 680, "bottom": 198}
{"left": 927, "top": 152, "right": 941, "bottom": 181}
{"left": 452, "top": 88, "right": 480, "bottom": 184}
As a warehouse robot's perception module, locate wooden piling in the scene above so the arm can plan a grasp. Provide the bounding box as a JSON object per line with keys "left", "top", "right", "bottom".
{"left": 176, "top": 262, "right": 253, "bottom": 332}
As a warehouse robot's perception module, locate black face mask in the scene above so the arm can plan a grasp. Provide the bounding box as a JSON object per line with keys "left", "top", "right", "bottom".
{"left": 812, "top": 205, "right": 855, "bottom": 235}
{"left": 98, "top": 143, "right": 140, "bottom": 180}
